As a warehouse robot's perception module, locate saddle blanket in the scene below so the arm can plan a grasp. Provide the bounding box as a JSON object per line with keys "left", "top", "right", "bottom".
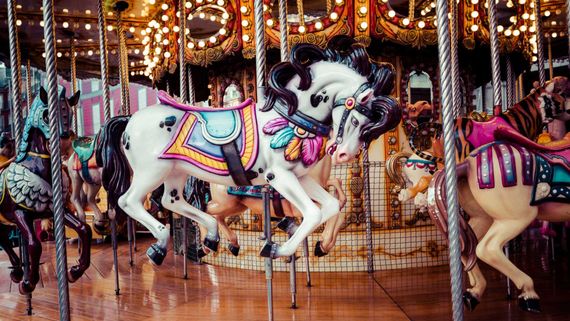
{"left": 159, "top": 94, "right": 259, "bottom": 176}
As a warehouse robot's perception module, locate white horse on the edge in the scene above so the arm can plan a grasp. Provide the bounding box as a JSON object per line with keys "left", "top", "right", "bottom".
{"left": 98, "top": 37, "right": 401, "bottom": 265}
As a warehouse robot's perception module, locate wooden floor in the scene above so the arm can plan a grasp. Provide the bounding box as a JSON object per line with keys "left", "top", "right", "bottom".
{"left": 0, "top": 235, "right": 569, "bottom": 320}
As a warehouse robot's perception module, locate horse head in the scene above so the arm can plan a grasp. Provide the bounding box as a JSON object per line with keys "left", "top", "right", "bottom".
{"left": 16, "top": 87, "right": 80, "bottom": 162}
{"left": 263, "top": 36, "right": 401, "bottom": 165}
{"left": 537, "top": 76, "right": 570, "bottom": 123}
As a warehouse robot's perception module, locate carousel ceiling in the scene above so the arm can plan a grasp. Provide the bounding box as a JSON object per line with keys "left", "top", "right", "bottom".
{"left": 0, "top": 0, "right": 567, "bottom": 85}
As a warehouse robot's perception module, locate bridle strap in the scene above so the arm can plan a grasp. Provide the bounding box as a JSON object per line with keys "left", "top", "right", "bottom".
{"left": 274, "top": 102, "right": 331, "bottom": 137}
{"left": 333, "top": 83, "right": 374, "bottom": 144}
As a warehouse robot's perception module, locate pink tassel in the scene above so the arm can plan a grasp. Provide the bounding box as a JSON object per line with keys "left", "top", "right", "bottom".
{"left": 301, "top": 137, "right": 321, "bottom": 166}
{"left": 263, "top": 117, "right": 289, "bottom": 135}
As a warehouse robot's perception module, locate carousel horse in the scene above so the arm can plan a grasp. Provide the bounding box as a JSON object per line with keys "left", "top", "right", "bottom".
{"left": 0, "top": 87, "right": 92, "bottom": 294}
{"left": 66, "top": 131, "right": 107, "bottom": 233}
{"left": 205, "top": 154, "right": 347, "bottom": 257}
{"left": 411, "top": 77, "right": 570, "bottom": 164}
{"left": 428, "top": 124, "right": 570, "bottom": 313}
{"left": 99, "top": 36, "right": 401, "bottom": 265}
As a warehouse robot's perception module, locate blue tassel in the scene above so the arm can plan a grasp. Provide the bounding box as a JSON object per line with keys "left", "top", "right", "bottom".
{"left": 270, "top": 127, "right": 294, "bottom": 149}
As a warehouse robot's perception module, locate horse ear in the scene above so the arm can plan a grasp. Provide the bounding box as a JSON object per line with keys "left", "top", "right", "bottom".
{"left": 68, "top": 90, "right": 81, "bottom": 107}
{"left": 40, "top": 87, "right": 48, "bottom": 104}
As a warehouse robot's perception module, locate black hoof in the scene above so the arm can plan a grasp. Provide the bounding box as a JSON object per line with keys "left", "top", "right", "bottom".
{"left": 93, "top": 221, "right": 109, "bottom": 235}
{"left": 228, "top": 244, "right": 240, "bottom": 256}
{"left": 259, "top": 241, "right": 278, "bottom": 259}
{"left": 518, "top": 297, "right": 541, "bottom": 313}
{"left": 197, "top": 247, "right": 209, "bottom": 258}
{"left": 276, "top": 217, "right": 298, "bottom": 235}
{"left": 146, "top": 243, "right": 167, "bottom": 266}
{"left": 203, "top": 236, "right": 220, "bottom": 252}
{"left": 67, "top": 266, "right": 84, "bottom": 283}
{"left": 19, "top": 281, "right": 35, "bottom": 295}
{"left": 10, "top": 267, "right": 23, "bottom": 283}
{"left": 462, "top": 291, "right": 480, "bottom": 311}
{"left": 314, "top": 241, "right": 328, "bottom": 257}
{"left": 284, "top": 255, "right": 300, "bottom": 264}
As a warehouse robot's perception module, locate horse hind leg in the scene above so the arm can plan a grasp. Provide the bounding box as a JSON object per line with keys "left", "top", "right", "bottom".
{"left": 85, "top": 182, "right": 106, "bottom": 234}
{"left": 69, "top": 167, "right": 86, "bottom": 223}
{"left": 64, "top": 210, "right": 92, "bottom": 282}
{"left": 13, "top": 210, "right": 41, "bottom": 294}
{"left": 476, "top": 215, "right": 541, "bottom": 312}
{"left": 0, "top": 224, "right": 23, "bottom": 282}
{"left": 118, "top": 170, "right": 171, "bottom": 266}
{"left": 161, "top": 175, "right": 220, "bottom": 254}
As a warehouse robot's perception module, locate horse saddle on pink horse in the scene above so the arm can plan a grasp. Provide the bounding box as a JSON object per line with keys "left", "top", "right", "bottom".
{"left": 157, "top": 91, "right": 259, "bottom": 186}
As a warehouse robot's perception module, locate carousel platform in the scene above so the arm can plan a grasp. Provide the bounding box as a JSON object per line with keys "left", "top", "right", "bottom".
{"left": 0, "top": 236, "right": 569, "bottom": 320}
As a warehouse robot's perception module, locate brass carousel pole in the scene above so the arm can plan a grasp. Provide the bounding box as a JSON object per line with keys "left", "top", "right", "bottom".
{"left": 97, "top": 0, "right": 120, "bottom": 296}
{"left": 435, "top": 0, "right": 464, "bottom": 318}
{"left": 534, "top": 0, "right": 546, "bottom": 86}
{"left": 567, "top": 0, "right": 570, "bottom": 68}
{"left": 115, "top": 2, "right": 136, "bottom": 267}
{"left": 505, "top": 56, "right": 515, "bottom": 108}
{"left": 26, "top": 59, "right": 32, "bottom": 113}
{"left": 547, "top": 37, "right": 554, "bottom": 80}
{"left": 488, "top": 0, "right": 503, "bottom": 115}
{"left": 42, "top": 0, "right": 71, "bottom": 318}
{"left": 70, "top": 38, "right": 78, "bottom": 135}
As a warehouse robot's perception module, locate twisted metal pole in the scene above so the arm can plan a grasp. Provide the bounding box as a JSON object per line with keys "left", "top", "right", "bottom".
{"left": 42, "top": 0, "right": 71, "bottom": 319}
{"left": 488, "top": 0, "right": 503, "bottom": 115}
{"left": 362, "top": 147, "right": 374, "bottom": 273}
{"left": 179, "top": 0, "right": 188, "bottom": 103}
{"left": 450, "top": 0, "right": 461, "bottom": 118}
{"left": 435, "top": 0, "right": 464, "bottom": 319}
{"left": 7, "top": 0, "right": 23, "bottom": 147}
{"left": 567, "top": 0, "right": 570, "bottom": 69}
{"left": 278, "top": 0, "right": 289, "bottom": 61}
{"left": 26, "top": 59, "right": 32, "bottom": 113}
{"left": 97, "top": 0, "right": 119, "bottom": 295}
{"left": 534, "top": 0, "right": 545, "bottom": 86}
{"left": 98, "top": 0, "right": 112, "bottom": 121}
{"left": 262, "top": 186, "right": 274, "bottom": 321}
{"left": 70, "top": 38, "right": 78, "bottom": 134}
{"left": 505, "top": 55, "right": 514, "bottom": 108}
{"left": 116, "top": 10, "right": 131, "bottom": 115}
{"left": 254, "top": 0, "right": 266, "bottom": 100}
{"left": 547, "top": 37, "right": 553, "bottom": 80}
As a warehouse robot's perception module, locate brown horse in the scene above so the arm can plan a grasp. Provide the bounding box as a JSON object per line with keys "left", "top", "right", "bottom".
{"left": 428, "top": 125, "right": 570, "bottom": 313}
{"left": 204, "top": 155, "right": 347, "bottom": 257}
{"left": 0, "top": 87, "right": 92, "bottom": 294}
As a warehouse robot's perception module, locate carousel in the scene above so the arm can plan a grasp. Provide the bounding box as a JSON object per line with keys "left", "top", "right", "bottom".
{"left": 0, "top": 0, "right": 569, "bottom": 320}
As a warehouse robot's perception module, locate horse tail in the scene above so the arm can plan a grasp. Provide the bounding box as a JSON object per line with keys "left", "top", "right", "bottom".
{"left": 386, "top": 151, "right": 411, "bottom": 189}
{"left": 427, "top": 163, "right": 478, "bottom": 271}
{"left": 408, "top": 122, "right": 444, "bottom": 163}
{"left": 97, "top": 116, "right": 131, "bottom": 221}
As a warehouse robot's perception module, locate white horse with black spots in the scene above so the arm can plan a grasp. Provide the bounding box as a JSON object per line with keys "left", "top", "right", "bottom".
{"left": 98, "top": 36, "right": 401, "bottom": 265}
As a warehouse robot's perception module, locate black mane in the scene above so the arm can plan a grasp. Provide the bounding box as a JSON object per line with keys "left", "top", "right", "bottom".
{"left": 262, "top": 35, "right": 396, "bottom": 116}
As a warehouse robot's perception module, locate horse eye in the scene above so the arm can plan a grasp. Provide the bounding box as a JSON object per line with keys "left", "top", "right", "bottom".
{"left": 351, "top": 116, "right": 359, "bottom": 127}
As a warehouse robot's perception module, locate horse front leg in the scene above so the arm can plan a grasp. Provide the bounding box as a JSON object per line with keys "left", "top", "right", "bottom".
{"left": 85, "top": 182, "right": 106, "bottom": 234}
{"left": 64, "top": 209, "right": 92, "bottom": 282}
{"left": 13, "top": 210, "right": 41, "bottom": 294}
{"left": 0, "top": 224, "right": 23, "bottom": 282}
{"left": 260, "top": 170, "right": 339, "bottom": 258}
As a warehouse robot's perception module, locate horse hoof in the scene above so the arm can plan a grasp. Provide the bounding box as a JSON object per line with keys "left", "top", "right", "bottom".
{"left": 197, "top": 246, "right": 209, "bottom": 258}
{"left": 146, "top": 243, "right": 167, "bottom": 266}
{"left": 276, "top": 217, "right": 298, "bottom": 235}
{"left": 18, "top": 281, "right": 35, "bottom": 295}
{"left": 204, "top": 236, "right": 220, "bottom": 252}
{"left": 284, "top": 255, "right": 300, "bottom": 264}
{"left": 259, "top": 241, "right": 279, "bottom": 259}
{"left": 462, "top": 291, "right": 480, "bottom": 311}
{"left": 314, "top": 241, "right": 328, "bottom": 257}
{"left": 39, "top": 230, "right": 50, "bottom": 242}
{"left": 228, "top": 244, "right": 240, "bottom": 256}
{"left": 67, "top": 266, "right": 84, "bottom": 283}
{"left": 93, "top": 221, "right": 109, "bottom": 235}
{"left": 10, "top": 267, "right": 23, "bottom": 283}
{"left": 518, "top": 297, "right": 541, "bottom": 313}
